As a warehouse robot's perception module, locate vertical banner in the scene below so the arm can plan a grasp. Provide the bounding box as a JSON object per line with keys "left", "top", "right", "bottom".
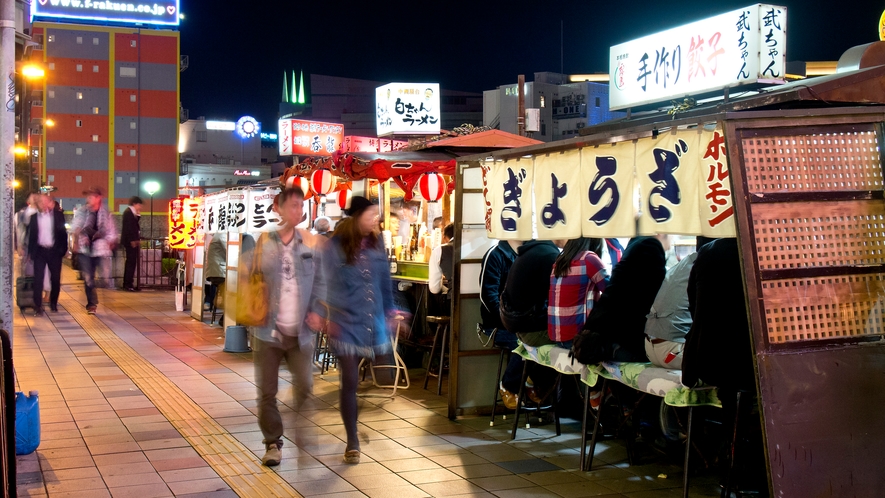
{"left": 203, "top": 193, "right": 219, "bottom": 234}
{"left": 637, "top": 131, "right": 703, "bottom": 235}
{"left": 481, "top": 160, "right": 494, "bottom": 233}
{"left": 488, "top": 158, "right": 534, "bottom": 240}
{"left": 216, "top": 192, "right": 229, "bottom": 233}
{"left": 188, "top": 197, "right": 204, "bottom": 243}
{"left": 169, "top": 197, "right": 202, "bottom": 249}
{"left": 580, "top": 142, "right": 638, "bottom": 238}
{"left": 698, "top": 127, "right": 736, "bottom": 236}
{"left": 534, "top": 150, "right": 582, "bottom": 240}
{"left": 227, "top": 191, "right": 248, "bottom": 233}
{"left": 247, "top": 188, "right": 283, "bottom": 233}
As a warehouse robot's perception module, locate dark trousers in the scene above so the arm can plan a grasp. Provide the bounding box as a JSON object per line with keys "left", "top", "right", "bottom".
{"left": 123, "top": 245, "right": 139, "bottom": 288}
{"left": 33, "top": 247, "right": 62, "bottom": 310}
{"left": 79, "top": 253, "right": 101, "bottom": 308}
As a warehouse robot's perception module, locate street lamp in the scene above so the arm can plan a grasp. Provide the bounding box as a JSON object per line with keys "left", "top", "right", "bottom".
{"left": 143, "top": 181, "right": 160, "bottom": 240}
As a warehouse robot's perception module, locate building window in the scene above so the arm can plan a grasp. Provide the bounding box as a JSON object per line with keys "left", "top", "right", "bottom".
{"left": 48, "top": 175, "right": 54, "bottom": 182}
{"left": 48, "top": 147, "right": 54, "bottom": 155}
{"left": 130, "top": 122, "right": 136, "bottom": 129}
{"left": 595, "top": 97, "right": 601, "bottom": 108}
{"left": 120, "top": 67, "right": 136, "bottom": 78}
{"left": 92, "top": 135, "right": 99, "bottom": 142}
{"left": 76, "top": 120, "right": 82, "bottom": 127}
{"left": 541, "top": 123, "right": 546, "bottom": 136}
{"left": 76, "top": 64, "right": 82, "bottom": 72}
{"left": 130, "top": 150, "right": 136, "bottom": 157}
{"left": 116, "top": 149, "right": 122, "bottom": 156}
{"left": 75, "top": 175, "right": 82, "bottom": 183}
{"left": 48, "top": 34, "right": 55, "bottom": 42}
{"left": 48, "top": 62, "right": 54, "bottom": 70}
{"left": 93, "top": 65, "right": 99, "bottom": 73}
{"left": 129, "top": 177, "right": 136, "bottom": 184}
{"left": 540, "top": 96, "right": 546, "bottom": 108}
{"left": 196, "top": 131, "right": 208, "bottom": 142}
{"left": 76, "top": 36, "right": 82, "bottom": 44}
{"left": 130, "top": 40, "right": 136, "bottom": 48}
{"left": 130, "top": 95, "right": 136, "bottom": 102}
{"left": 76, "top": 92, "right": 83, "bottom": 99}
{"left": 92, "top": 107, "right": 100, "bottom": 114}
{"left": 116, "top": 176, "right": 122, "bottom": 184}
{"left": 93, "top": 37, "right": 99, "bottom": 45}
{"left": 76, "top": 148, "right": 83, "bottom": 155}
{"left": 48, "top": 90, "right": 55, "bottom": 98}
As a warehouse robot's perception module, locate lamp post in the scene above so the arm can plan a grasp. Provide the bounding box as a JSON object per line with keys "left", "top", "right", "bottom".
{"left": 143, "top": 181, "right": 160, "bottom": 240}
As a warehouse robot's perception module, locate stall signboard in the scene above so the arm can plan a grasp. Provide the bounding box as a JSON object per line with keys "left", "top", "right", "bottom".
{"left": 168, "top": 197, "right": 202, "bottom": 249}
{"left": 226, "top": 191, "right": 248, "bottom": 233}
{"left": 247, "top": 188, "right": 283, "bottom": 233}
{"left": 32, "top": 0, "right": 180, "bottom": 26}
{"left": 609, "top": 4, "right": 786, "bottom": 110}
{"left": 278, "top": 119, "right": 344, "bottom": 157}
{"left": 484, "top": 125, "right": 736, "bottom": 239}
{"left": 376, "top": 83, "right": 441, "bottom": 137}
{"left": 202, "top": 192, "right": 225, "bottom": 234}
{"left": 343, "top": 135, "right": 407, "bottom": 153}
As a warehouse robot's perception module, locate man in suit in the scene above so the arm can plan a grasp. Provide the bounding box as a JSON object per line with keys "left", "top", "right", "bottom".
{"left": 121, "top": 196, "right": 143, "bottom": 291}
{"left": 28, "top": 194, "right": 68, "bottom": 316}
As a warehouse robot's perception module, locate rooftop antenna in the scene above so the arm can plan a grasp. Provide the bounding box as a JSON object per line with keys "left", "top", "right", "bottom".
{"left": 282, "top": 72, "right": 289, "bottom": 103}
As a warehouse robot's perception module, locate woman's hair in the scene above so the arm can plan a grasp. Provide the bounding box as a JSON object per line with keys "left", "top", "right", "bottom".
{"left": 333, "top": 211, "right": 381, "bottom": 265}
{"left": 274, "top": 186, "right": 304, "bottom": 207}
{"left": 553, "top": 237, "right": 604, "bottom": 278}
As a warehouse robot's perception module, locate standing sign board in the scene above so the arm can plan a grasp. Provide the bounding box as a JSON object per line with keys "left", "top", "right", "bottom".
{"left": 610, "top": 4, "right": 786, "bottom": 110}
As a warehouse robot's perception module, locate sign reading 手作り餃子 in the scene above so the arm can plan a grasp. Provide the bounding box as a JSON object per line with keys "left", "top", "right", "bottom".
{"left": 483, "top": 126, "right": 735, "bottom": 240}
{"left": 33, "top": 0, "right": 180, "bottom": 27}
{"left": 278, "top": 119, "right": 344, "bottom": 157}
{"left": 609, "top": 4, "right": 786, "bottom": 111}
{"left": 198, "top": 189, "right": 285, "bottom": 235}
{"left": 376, "top": 83, "right": 441, "bottom": 137}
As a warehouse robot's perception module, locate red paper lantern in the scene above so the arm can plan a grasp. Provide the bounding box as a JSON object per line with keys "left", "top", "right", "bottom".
{"left": 310, "top": 168, "right": 337, "bottom": 196}
{"left": 337, "top": 189, "right": 353, "bottom": 211}
{"left": 285, "top": 175, "right": 310, "bottom": 194}
{"left": 419, "top": 172, "right": 446, "bottom": 202}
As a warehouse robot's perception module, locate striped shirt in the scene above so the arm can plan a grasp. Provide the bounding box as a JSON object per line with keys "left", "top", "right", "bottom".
{"left": 548, "top": 251, "right": 608, "bottom": 343}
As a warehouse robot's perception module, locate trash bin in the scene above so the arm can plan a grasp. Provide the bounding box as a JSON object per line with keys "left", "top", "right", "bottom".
{"left": 223, "top": 326, "right": 251, "bottom": 353}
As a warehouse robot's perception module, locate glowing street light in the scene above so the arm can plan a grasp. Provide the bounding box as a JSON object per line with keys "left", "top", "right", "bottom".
{"left": 21, "top": 65, "right": 45, "bottom": 79}
{"left": 13, "top": 145, "right": 27, "bottom": 156}
{"left": 45, "top": 118, "right": 55, "bottom": 127}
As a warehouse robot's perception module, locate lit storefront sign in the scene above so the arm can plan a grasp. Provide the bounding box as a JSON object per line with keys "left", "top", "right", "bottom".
{"left": 206, "top": 120, "right": 235, "bottom": 131}
{"left": 376, "top": 82, "right": 441, "bottom": 137}
{"left": 260, "top": 132, "right": 278, "bottom": 141}
{"left": 278, "top": 119, "right": 344, "bottom": 157}
{"left": 32, "top": 0, "right": 181, "bottom": 27}
{"left": 168, "top": 196, "right": 201, "bottom": 249}
{"left": 236, "top": 116, "right": 259, "bottom": 139}
{"left": 609, "top": 4, "right": 786, "bottom": 110}
{"left": 342, "top": 135, "right": 407, "bottom": 153}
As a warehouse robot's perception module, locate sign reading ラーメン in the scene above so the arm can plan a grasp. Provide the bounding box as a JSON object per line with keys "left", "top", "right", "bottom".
{"left": 609, "top": 4, "right": 786, "bottom": 110}
{"left": 32, "top": 0, "right": 180, "bottom": 27}
{"left": 376, "top": 83, "right": 441, "bottom": 137}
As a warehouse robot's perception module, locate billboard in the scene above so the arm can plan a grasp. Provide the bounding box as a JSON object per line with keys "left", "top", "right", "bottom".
{"left": 376, "top": 83, "right": 441, "bottom": 137}
{"left": 342, "top": 135, "right": 407, "bottom": 153}
{"left": 278, "top": 119, "right": 344, "bottom": 157}
{"left": 609, "top": 4, "right": 786, "bottom": 110}
{"left": 32, "top": 0, "right": 181, "bottom": 27}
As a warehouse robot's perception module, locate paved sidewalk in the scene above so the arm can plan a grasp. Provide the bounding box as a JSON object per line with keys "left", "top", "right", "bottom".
{"left": 12, "top": 264, "right": 722, "bottom": 498}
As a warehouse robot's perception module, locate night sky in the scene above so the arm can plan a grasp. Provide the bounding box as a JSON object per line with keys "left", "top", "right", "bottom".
{"left": 179, "top": 0, "right": 885, "bottom": 128}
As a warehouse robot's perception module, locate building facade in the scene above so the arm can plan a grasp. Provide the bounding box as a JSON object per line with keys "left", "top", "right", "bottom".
{"left": 178, "top": 117, "right": 270, "bottom": 191}
{"left": 30, "top": 22, "right": 180, "bottom": 213}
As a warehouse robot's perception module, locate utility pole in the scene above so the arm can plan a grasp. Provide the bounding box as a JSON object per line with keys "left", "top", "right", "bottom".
{"left": 517, "top": 74, "right": 525, "bottom": 137}
{"left": 0, "top": 0, "right": 15, "bottom": 336}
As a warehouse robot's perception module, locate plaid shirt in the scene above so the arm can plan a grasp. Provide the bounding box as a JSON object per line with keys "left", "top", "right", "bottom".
{"left": 548, "top": 251, "right": 608, "bottom": 342}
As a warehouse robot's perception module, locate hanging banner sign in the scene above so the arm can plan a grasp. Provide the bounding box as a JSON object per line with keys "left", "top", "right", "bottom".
{"left": 483, "top": 125, "right": 736, "bottom": 240}
{"left": 534, "top": 151, "right": 582, "bottom": 240}
{"left": 168, "top": 197, "right": 202, "bottom": 249}
{"left": 226, "top": 191, "right": 248, "bottom": 233}
{"left": 581, "top": 142, "right": 638, "bottom": 238}
{"left": 247, "top": 188, "right": 283, "bottom": 233}
{"left": 203, "top": 193, "right": 220, "bottom": 234}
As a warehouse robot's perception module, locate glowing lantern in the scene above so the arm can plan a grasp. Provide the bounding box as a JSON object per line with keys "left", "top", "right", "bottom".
{"left": 310, "top": 168, "right": 337, "bottom": 196}
{"left": 337, "top": 189, "right": 352, "bottom": 211}
{"left": 285, "top": 175, "right": 310, "bottom": 194}
{"left": 419, "top": 172, "right": 446, "bottom": 202}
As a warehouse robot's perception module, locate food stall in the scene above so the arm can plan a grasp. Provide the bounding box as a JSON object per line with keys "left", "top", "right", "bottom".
{"left": 449, "top": 50, "right": 885, "bottom": 496}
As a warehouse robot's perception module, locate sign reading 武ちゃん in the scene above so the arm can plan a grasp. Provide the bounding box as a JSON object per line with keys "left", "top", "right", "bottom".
{"left": 483, "top": 125, "right": 735, "bottom": 240}
{"left": 376, "top": 83, "right": 441, "bottom": 137}
{"left": 609, "top": 4, "right": 786, "bottom": 111}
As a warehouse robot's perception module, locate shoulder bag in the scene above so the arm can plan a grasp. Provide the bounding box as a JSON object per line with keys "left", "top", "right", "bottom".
{"left": 236, "top": 234, "right": 269, "bottom": 327}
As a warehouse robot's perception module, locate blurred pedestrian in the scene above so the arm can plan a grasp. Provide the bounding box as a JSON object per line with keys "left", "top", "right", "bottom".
{"left": 314, "top": 216, "right": 333, "bottom": 238}
{"left": 28, "top": 194, "right": 67, "bottom": 315}
{"left": 71, "top": 186, "right": 117, "bottom": 314}
{"left": 15, "top": 192, "right": 39, "bottom": 275}
{"left": 203, "top": 233, "right": 227, "bottom": 311}
{"left": 121, "top": 196, "right": 143, "bottom": 291}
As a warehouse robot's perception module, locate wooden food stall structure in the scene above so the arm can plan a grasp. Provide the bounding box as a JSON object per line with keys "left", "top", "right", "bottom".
{"left": 449, "top": 63, "right": 885, "bottom": 496}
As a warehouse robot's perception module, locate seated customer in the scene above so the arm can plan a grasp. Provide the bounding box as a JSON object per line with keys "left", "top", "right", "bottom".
{"left": 428, "top": 224, "right": 454, "bottom": 316}
{"left": 545, "top": 237, "right": 608, "bottom": 349}
{"left": 572, "top": 235, "right": 669, "bottom": 365}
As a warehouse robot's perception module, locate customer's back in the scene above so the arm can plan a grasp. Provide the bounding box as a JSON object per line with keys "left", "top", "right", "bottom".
{"left": 500, "top": 240, "right": 560, "bottom": 333}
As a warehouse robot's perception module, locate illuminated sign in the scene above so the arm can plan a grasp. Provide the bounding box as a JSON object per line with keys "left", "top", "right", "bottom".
{"left": 278, "top": 119, "right": 344, "bottom": 157}
{"left": 168, "top": 197, "right": 201, "bottom": 249}
{"left": 233, "top": 170, "right": 260, "bottom": 176}
{"left": 206, "top": 120, "right": 235, "bottom": 131}
{"left": 260, "top": 132, "right": 278, "bottom": 141}
{"left": 236, "top": 116, "right": 259, "bottom": 139}
{"left": 609, "top": 4, "right": 786, "bottom": 110}
{"left": 376, "top": 83, "right": 441, "bottom": 137}
{"left": 342, "top": 135, "right": 407, "bottom": 153}
{"left": 32, "top": 0, "right": 181, "bottom": 27}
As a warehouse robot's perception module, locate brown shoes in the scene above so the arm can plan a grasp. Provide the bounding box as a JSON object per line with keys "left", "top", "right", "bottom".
{"left": 343, "top": 449, "right": 360, "bottom": 464}
{"left": 499, "top": 385, "right": 518, "bottom": 410}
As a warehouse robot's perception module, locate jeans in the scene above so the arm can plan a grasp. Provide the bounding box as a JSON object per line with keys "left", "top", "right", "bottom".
{"left": 79, "top": 253, "right": 102, "bottom": 308}
{"left": 33, "top": 247, "right": 62, "bottom": 310}
{"left": 254, "top": 334, "right": 313, "bottom": 448}
{"left": 493, "top": 329, "right": 525, "bottom": 394}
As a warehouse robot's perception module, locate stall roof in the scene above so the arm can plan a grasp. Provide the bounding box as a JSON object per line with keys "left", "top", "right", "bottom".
{"left": 457, "top": 64, "right": 885, "bottom": 163}
{"left": 419, "top": 129, "right": 543, "bottom": 149}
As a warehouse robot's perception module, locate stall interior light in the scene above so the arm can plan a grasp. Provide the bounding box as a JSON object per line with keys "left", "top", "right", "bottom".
{"left": 206, "top": 120, "right": 236, "bottom": 131}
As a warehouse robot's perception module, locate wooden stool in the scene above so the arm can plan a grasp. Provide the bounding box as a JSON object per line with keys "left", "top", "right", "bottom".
{"left": 423, "top": 316, "right": 450, "bottom": 395}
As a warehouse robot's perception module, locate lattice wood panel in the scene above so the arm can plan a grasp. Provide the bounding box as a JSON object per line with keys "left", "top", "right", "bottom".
{"left": 742, "top": 130, "right": 882, "bottom": 193}
{"left": 752, "top": 200, "right": 885, "bottom": 270}
{"left": 762, "top": 274, "right": 885, "bottom": 344}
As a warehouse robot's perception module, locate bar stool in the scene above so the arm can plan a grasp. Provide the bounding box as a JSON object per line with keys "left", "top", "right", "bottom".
{"left": 423, "top": 316, "right": 450, "bottom": 395}
{"left": 489, "top": 341, "right": 512, "bottom": 427}
{"left": 358, "top": 316, "right": 410, "bottom": 398}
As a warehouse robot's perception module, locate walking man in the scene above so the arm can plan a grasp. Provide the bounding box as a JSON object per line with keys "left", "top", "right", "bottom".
{"left": 71, "top": 186, "right": 117, "bottom": 314}
{"left": 121, "top": 196, "right": 143, "bottom": 291}
{"left": 28, "top": 194, "right": 67, "bottom": 315}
